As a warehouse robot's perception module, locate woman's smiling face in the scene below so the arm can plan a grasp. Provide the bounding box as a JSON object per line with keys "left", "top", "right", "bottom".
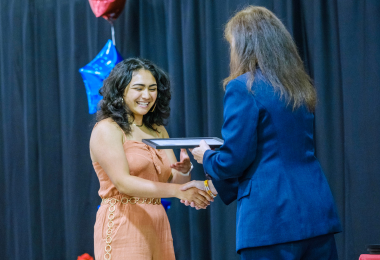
{"left": 123, "top": 69, "right": 158, "bottom": 118}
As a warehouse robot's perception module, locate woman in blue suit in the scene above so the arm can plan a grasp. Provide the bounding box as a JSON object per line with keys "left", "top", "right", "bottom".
{"left": 183, "top": 6, "right": 342, "bottom": 260}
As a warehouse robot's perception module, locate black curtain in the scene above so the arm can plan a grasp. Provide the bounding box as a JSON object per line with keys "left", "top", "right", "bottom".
{"left": 1, "top": 0, "right": 379, "bottom": 259}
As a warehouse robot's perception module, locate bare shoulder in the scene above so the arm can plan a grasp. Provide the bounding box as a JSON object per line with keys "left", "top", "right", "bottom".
{"left": 90, "top": 118, "right": 123, "bottom": 144}
{"left": 154, "top": 124, "right": 169, "bottom": 138}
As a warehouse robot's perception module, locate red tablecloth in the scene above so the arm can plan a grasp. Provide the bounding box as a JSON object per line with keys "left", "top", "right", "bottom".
{"left": 360, "top": 255, "right": 380, "bottom": 260}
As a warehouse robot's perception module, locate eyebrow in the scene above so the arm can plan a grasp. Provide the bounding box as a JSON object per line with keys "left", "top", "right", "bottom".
{"left": 131, "top": 83, "right": 157, "bottom": 87}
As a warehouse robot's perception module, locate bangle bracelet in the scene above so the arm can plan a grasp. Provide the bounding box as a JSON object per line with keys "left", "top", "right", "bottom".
{"left": 178, "top": 162, "right": 193, "bottom": 176}
{"left": 204, "top": 180, "right": 217, "bottom": 198}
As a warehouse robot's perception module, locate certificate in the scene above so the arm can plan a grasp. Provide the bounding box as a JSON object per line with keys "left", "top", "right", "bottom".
{"left": 142, "top": 137, "right": 224, "bottom": 149}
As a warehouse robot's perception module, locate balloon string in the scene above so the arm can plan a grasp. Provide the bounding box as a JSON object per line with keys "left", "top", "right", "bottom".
{"left": 111, "top": 22, "right": 116, "bottom": 46}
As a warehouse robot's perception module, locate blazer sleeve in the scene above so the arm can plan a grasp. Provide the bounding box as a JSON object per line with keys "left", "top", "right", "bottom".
{"left": 211, "top": 178, "right": 239, "bottom": 205}
{"left": 203, "top": 79, "right": 259, "bottom": 181}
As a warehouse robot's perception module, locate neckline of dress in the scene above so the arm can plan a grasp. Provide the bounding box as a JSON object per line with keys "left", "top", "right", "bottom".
{"left": 122, "top": 139, "right": 155, "bottom": 146}
{"left": 92, "top": 140, "right": 163, "bottom": 165}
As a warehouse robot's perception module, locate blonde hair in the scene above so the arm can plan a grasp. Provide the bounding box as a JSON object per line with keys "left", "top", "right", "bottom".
{"left": 224, "top": 6, "right": 316, "bottom": 111}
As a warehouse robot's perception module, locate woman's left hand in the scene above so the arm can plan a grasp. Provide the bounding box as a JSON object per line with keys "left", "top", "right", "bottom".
{"left": 190, "top": 140, "right": 211, "bottom": 164}
{"left": 170, "top": 149, "right": 191, "bottom": 173}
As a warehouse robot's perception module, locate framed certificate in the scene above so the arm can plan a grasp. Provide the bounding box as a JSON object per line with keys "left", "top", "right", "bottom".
{"left": 142, "top": 137, "right": 224, "bottom": 149}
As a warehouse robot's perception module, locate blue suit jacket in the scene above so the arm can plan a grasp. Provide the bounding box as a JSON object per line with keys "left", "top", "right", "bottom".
{"left": 203, "top": 70, "right": 342, "bottom": 253}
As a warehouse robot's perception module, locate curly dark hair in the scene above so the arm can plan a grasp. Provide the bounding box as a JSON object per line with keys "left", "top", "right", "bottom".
{"left": 96, "top": 57, "right": 171, "bottom": 135}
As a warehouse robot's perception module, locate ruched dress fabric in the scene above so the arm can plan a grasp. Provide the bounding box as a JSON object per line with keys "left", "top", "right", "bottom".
{"left": 93, "top": 126, "right": 175, "bottom": 260}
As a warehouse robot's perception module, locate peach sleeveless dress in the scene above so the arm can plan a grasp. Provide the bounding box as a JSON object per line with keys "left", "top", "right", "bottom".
{"left": 93, "top": 124, "right": 175, "bottom": 260}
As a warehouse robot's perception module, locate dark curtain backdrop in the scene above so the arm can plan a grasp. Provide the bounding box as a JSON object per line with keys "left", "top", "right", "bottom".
{"left": 1, "top": 0, "right": 379, "bottom": 259}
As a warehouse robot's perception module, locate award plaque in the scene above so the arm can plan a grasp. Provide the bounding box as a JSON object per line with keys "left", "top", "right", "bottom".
{"left": 142, "top": 137, "right": 224, "bottom": 149}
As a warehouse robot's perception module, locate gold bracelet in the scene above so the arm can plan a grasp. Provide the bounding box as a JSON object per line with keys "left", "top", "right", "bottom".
{"left": 204, "top": 180, "right": 216, "bottom": 198}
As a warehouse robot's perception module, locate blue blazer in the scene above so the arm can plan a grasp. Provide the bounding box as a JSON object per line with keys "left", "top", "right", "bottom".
{"left": 203, "top": 70, "right": 342, "bottom": 253}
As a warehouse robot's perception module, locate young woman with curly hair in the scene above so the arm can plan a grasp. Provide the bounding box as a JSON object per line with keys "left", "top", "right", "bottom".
{"left": 90, "top": 58, "right": 212, "bottom": 260}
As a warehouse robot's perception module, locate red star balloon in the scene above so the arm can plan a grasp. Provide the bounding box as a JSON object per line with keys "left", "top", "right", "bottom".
{"left": 89, "top": 0, "right": 127, "bottom": 21}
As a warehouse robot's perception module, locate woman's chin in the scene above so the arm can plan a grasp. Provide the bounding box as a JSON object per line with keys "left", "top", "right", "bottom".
{"left": 133, "top": 108, "right": 150, "bottom": 116}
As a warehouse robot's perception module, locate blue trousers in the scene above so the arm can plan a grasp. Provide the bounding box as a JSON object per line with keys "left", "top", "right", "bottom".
{"left": 240, "top": 234, "right": 338, "bottom": 260}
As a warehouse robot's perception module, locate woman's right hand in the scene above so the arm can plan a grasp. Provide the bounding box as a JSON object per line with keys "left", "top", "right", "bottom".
{"left": 176, "top": 185, "right": 213, "bottom": 209}
{"left": 179, "top": 180, "right": 217, "bottom": 209}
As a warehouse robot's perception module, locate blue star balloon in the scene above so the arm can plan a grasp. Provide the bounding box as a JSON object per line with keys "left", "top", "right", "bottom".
{"left": 79, "top": 40, "right": 123, "bottom": 114}
{"left": 161, "top": 199, "right": 171, "bottom": 211}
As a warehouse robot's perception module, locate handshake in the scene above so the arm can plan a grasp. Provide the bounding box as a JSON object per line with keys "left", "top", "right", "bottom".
{"left": 178, "top": 180, "right": 218, "bottom": 210}
{"left": 171, "top": 140, "right": 218, "bottom": 210}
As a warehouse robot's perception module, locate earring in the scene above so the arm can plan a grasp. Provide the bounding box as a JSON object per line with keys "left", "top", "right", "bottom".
{"left": 150, "top": 102, "right": 157, "bottom": 112}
